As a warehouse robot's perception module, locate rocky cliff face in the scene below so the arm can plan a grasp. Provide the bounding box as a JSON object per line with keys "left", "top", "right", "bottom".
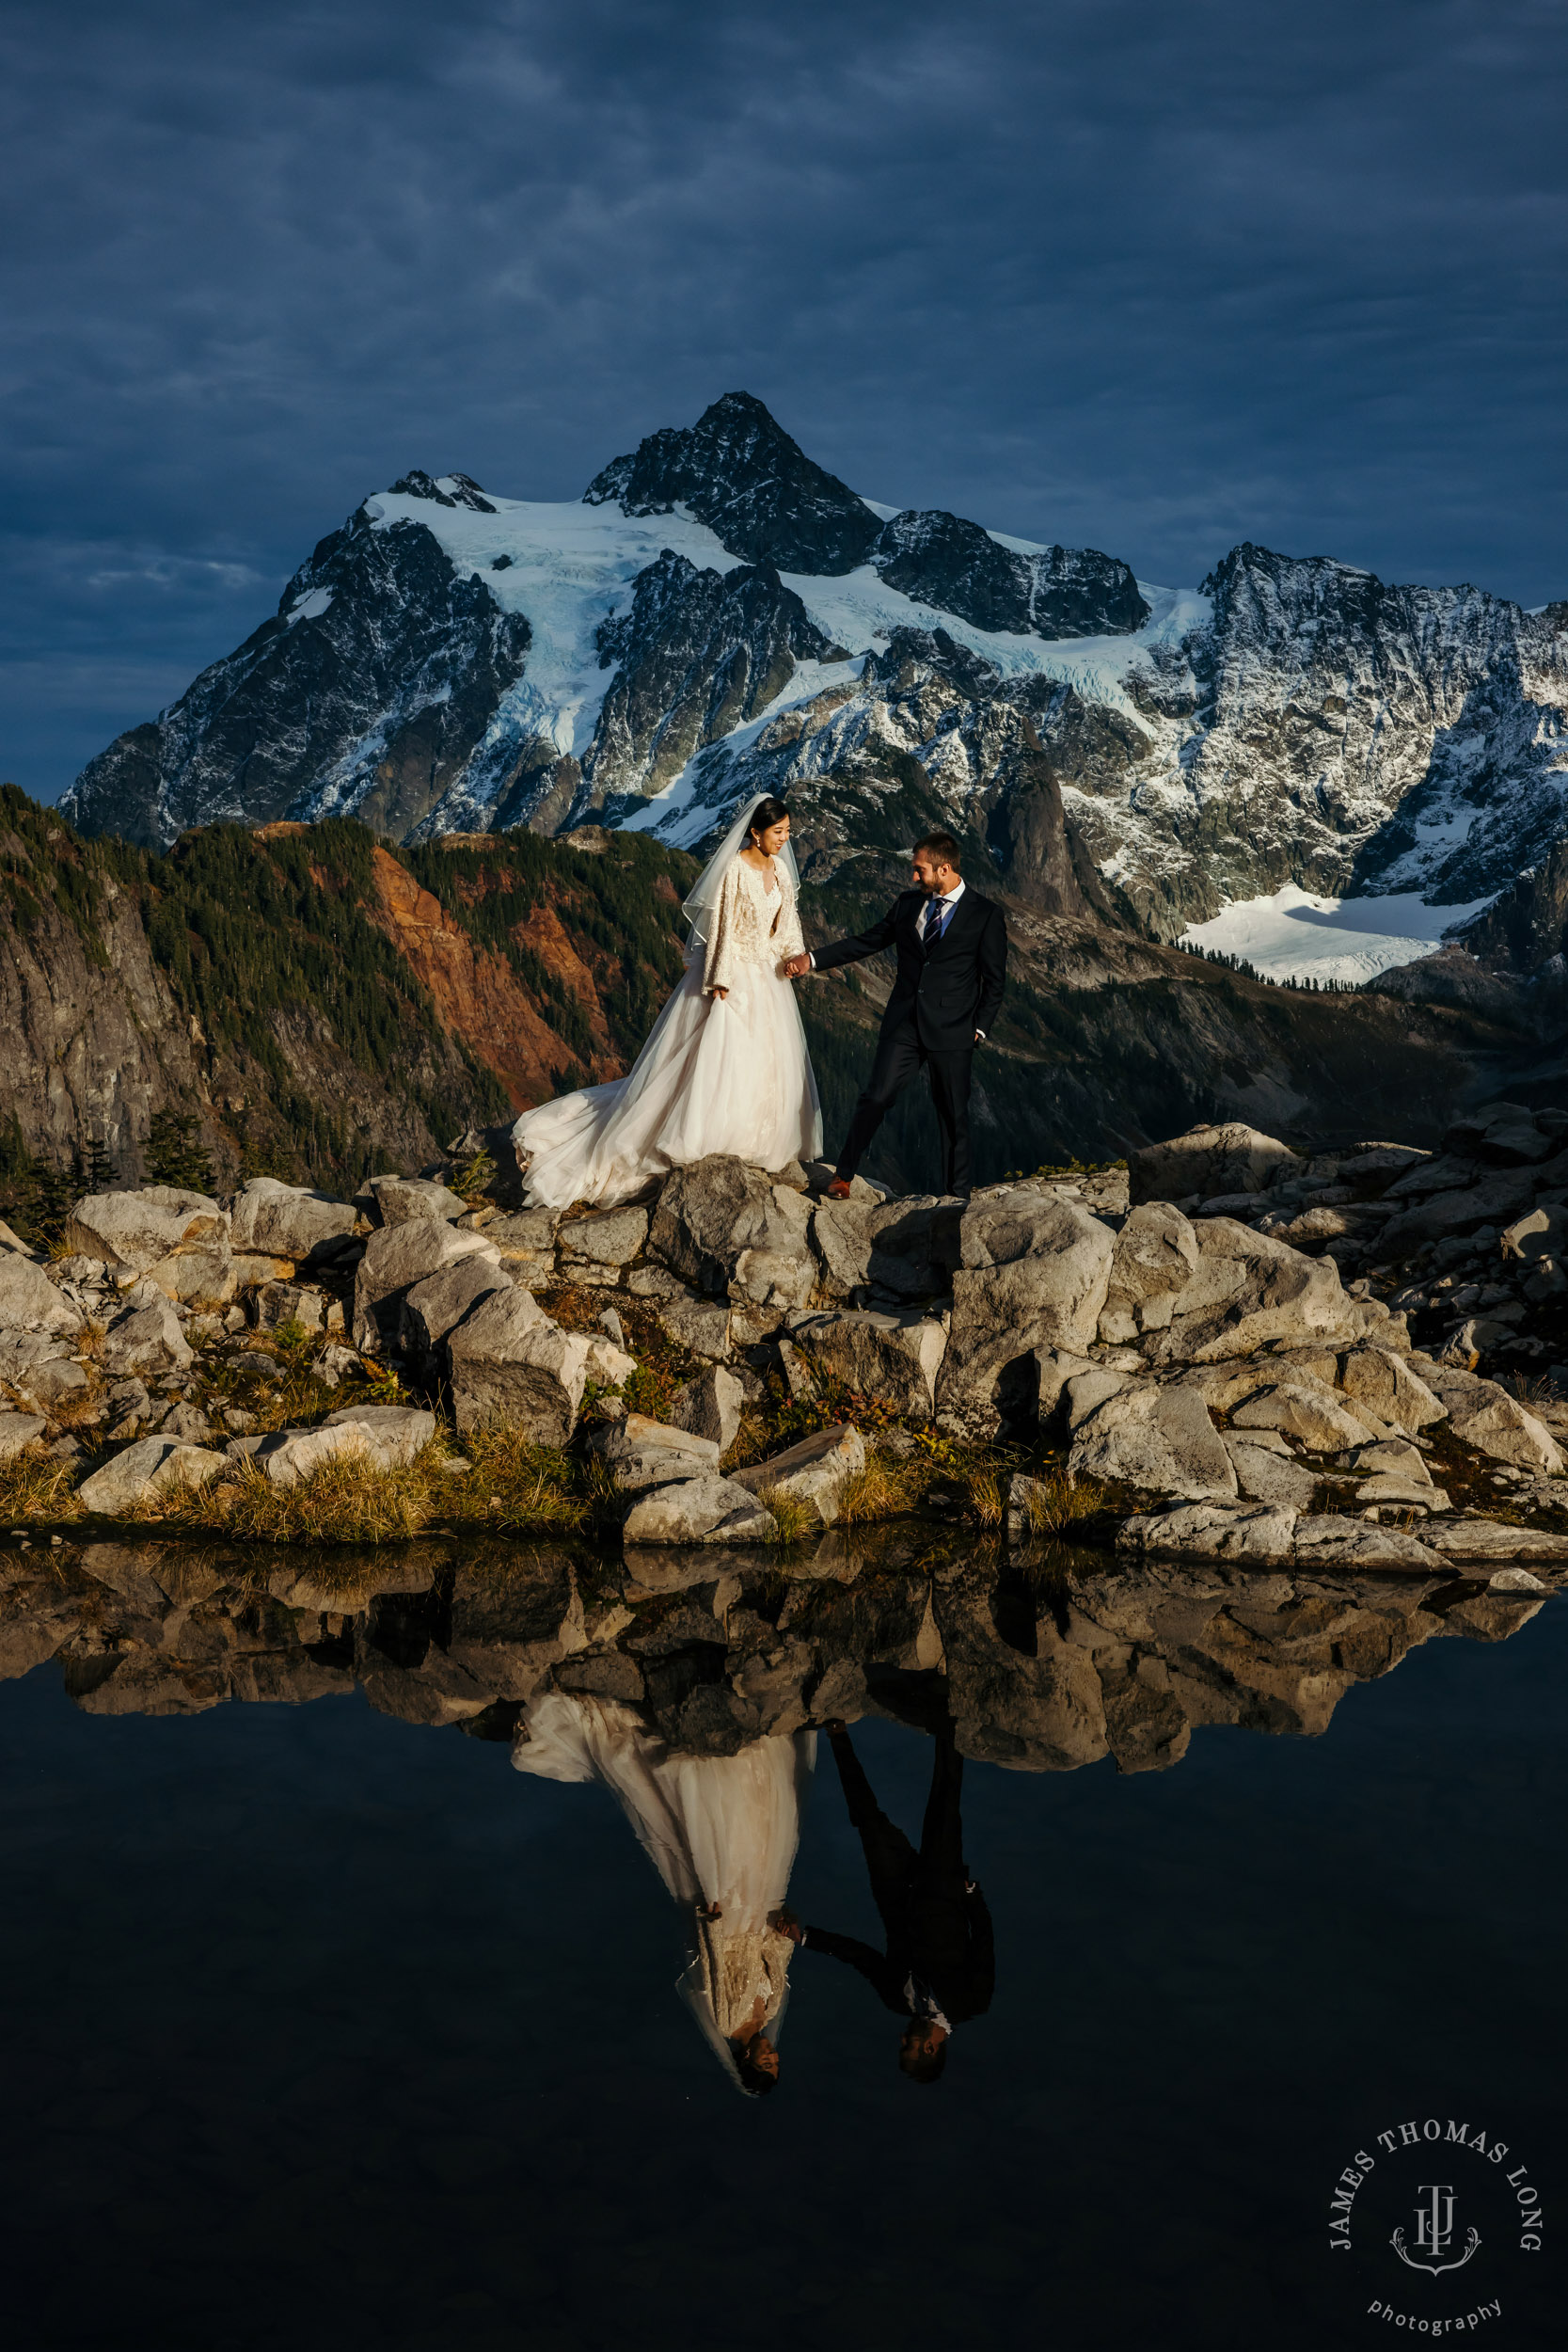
{"left": 59, "top": 393, "right": 1568, "bottom": 977}
{"left": 0, "top": 792, "right": 694, "bottom": 1196}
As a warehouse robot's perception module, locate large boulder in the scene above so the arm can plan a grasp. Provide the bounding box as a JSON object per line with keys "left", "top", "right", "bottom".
{"left": 446, "top": 1289, "right": 634, "bottom": 1439}
{"left": 620, "top": 1475, "right": 779, "bottom": 1545}
{"left": 0, "top": 1253, "right": 82, "bottom": 1336}
{"left": 650, "top": 1157, "right": 815, "bottom": 1311}
{"left": 251, "top": 1280, "right": 329, "bottom": 1334}
{"left": 64, "top": 1186, "right": 227, "bottom": 1279}
{"left": 1223, "top": 1438, "right": 1321, "bottom": 1508}
{"left": 668, "top": 1364, "right": 745, "bottom": 1453}
{"left": 787, "top": 1306, "right": 947, "bottom": 1421}
{"left": 1500, "top": 1202, "right": 1568, "bottom": 1263}
{"left": 251, "top": 1406, "right": 436, "bottom": 1487}
{"left": 937, "top": 1193, "right": 1114, "bottom": 1434}
{"left": 485, "top": 1207, "right": 563, "bottom": 1284}
{"left": 1129, "top": 1122, "right": 1302, "bottom": 1206}
{"left": 559, "top": 1205, "right": 650, "bottom": 1274}
{"left": 369, "top": 1175, "right": 467, "bottom": 1228}
{"left": 1419, "top": 1365, "right": 1565, "bottom": 1475}
{"left": 1431, "top": 1519, "right": 1568, "bottom": 1563}
{"left": 1442, "top": 1101, "right": 1556, "bottom": 1165}
{"left": 1097, "top": 1203, "right": 1200, "bottom": 1343}
{"left": 1377, "top": 1165, "right": 1548, "bottom": 1256}
{"left": 1338, "top": 1345, "right": 1446, "bottom": 1432}
{"left": 652, "top": 1292, "right": 734, "bottom": 1359}
{"left": 1116, "top": 1500, "right": 1298, "bottom": 1563}
{"left": 353, "top": 1219, "right": 500, "bottom": 1349}
{"left": 101, "top": 1294, "right": 193, "bottom": 1375}
{"left": 590, "top": 1414, "right": 721, "bottom": 1491}
{"left": 401, "top": 1256, "right": 512, "bottom": 1359}
{"left": 76, "top": 1437, "right": 226, "bottom": 1516}
{"left": 0, "top": 1340, "right": 88, "bottom": 1410}
{"left": 732, "top": 1423, "right": 865, "bottom": 1526}
{"left": 1068, "top": 1382, "right": 1238, "bottom": 1501}
{"left": 230, "top": 1178, "right": 356, "bottom": 1262}
{"left": 810, "top": 1196, "right": 962, "bottom": 1303}
{"left": 1141, "top": 1219, "right": 1357, "bottom": 1366}
{"left": 1291, "top": 1516, "right": 1447, "bottom": 1573}
{"left": 445, "top": 1552, "right": 587, "bottom": 1703}
{"left": 1230, "top": 1382, "right": 1380, "bottom": 1450}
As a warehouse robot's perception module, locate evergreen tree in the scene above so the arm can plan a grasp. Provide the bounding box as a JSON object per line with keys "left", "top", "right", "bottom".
{"left": 144, "top": 1108, "right": 214, "bottom": 1193}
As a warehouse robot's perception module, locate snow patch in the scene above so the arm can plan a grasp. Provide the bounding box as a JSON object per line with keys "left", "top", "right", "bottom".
{"left": 360, "top": 486, "right": 744, "bottom": 771}
{"left": 621, "top": 658, "right": 868, "bottom": 848}
{"left": 782, "top": 568, "right": 1206, "bottom": 712}
{"left": 287, "top": 587, "right": 333, "bottom": 625}
{"left": 1180, "top": 885, "right": 1496, "bottom": 986}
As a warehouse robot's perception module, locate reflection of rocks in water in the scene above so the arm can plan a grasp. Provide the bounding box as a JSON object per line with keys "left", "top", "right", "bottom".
{"left": 0, "top": 1529, "right": 1554, "bottom": 1775}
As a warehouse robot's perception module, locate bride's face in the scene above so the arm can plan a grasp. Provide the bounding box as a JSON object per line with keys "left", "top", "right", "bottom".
{"left": 752, "top": 818, "right": 790, "bottom": 858}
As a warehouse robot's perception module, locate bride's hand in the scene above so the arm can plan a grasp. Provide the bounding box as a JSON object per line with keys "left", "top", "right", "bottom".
{"left": 710, "top": 986, "right": 728, "bottom": 999}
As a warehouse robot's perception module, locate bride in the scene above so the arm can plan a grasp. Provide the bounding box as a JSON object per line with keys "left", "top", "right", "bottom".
{"left": 513, "top": 1689, "right": 815, "bottom": 2095}
{"left": 514, "top": 795, "right": 822, "bottom": 1209}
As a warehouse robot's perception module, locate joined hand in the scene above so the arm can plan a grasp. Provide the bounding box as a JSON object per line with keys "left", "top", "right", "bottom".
{"left": 783, "top": 954, "right": 811, "bottom": 979}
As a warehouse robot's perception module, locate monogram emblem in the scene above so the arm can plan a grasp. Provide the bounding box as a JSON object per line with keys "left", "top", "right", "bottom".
{"left": 1390, "top": 2184, "right": 1481, "bottom": 2276}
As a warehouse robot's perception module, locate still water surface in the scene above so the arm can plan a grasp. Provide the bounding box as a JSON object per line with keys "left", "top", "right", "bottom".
{"left": 0, "top": 1536, "right": 1561, "bottom": 2350}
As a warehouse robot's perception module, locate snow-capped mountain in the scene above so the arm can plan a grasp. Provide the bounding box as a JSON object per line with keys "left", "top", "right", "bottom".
{"left": 65, "top": 392, "right": 1568, "bottom": 976}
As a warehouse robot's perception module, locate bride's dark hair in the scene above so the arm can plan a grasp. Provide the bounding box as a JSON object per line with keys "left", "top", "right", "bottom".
{"left": 746, "top": 795, "right": 791, "bottom": 844}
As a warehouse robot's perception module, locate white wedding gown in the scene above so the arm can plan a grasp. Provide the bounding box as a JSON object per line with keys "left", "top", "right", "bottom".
{"left": 513, "top": 854, "right": 823, "bottom": 1209}
{"left": 514, "top": 1690, "right": 816, "bottom": 2090}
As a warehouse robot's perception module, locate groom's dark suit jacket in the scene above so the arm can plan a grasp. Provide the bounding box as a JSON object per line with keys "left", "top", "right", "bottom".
{"left": 800, "top": 1896, "right": 995, "bottom": 2025}
{"left": 813, "top": 886, "right": 1006, "bottom": 1052}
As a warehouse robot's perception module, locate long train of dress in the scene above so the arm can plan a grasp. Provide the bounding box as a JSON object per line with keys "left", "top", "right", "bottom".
{"left": 513, "top": 856, "right": 821, "bottom": 1209}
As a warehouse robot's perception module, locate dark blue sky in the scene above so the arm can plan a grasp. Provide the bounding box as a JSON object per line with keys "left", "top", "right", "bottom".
{"left": 3, "top": 0, "right": 1564, "bottom": 804}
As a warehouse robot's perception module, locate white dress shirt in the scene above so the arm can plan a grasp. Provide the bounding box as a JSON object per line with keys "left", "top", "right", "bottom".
{"left": 919, "top": 876, "right": 965, "bottom": 942}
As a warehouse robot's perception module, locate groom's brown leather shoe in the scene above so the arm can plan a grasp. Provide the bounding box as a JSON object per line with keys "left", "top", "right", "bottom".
{"left": 826, "top": 1177, "right": 854, "bottom": 1200}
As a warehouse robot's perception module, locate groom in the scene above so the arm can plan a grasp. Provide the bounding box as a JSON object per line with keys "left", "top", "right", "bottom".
{"left": 785, "top": 830, "right": 1006, "bottom": 1201}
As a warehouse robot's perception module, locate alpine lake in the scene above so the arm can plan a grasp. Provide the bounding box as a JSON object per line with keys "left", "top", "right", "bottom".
{"left": 1, "top": 1520, "right": 1560, "bottom": 2351}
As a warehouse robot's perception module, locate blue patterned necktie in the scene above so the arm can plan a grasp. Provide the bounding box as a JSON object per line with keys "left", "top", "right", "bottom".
{"left": 923, "top": 895, "right": 950, "bottom": 947}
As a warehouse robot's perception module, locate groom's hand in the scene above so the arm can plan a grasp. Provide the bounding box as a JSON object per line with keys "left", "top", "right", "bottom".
{"left": 784, "top": 953, "right": 812, "bottom": 979}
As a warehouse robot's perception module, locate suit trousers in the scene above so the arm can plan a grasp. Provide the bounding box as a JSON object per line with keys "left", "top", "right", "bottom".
{"left": 829, "top": 1729, "right": 971, "bottom": 1934}
{"left": 836, "top": 1012, "right": 974, "bottom": 1195}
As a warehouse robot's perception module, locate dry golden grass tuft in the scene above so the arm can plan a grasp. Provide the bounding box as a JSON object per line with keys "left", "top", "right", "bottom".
{"left": 962, "top": 1467, "right": 1006, "bottom": 1529}
{"left": 207, "top": 1450, "right": 436, "bottom": 1544}
{"left": 48, "top": 1387, "right": 111, "bottom": 1433}
{"left": 0, "top": 1447, "right": 85, "bottom": 1525}
{"left": 449, "top": 1423, "right": 593, "bottom": 1534}
{"left": 1021, "top": 1468, "right": 1104, "bottom": 1535}
{"left": 755, "top": 1483, "right": 817, "bottom": 1545}
{"left": 833, "top": 1454, "right": 911, "bottom": 1527}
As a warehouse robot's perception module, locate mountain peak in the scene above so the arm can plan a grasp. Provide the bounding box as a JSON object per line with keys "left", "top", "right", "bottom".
{"left": 582, "top": 390, "right": 879, "bottom": 575}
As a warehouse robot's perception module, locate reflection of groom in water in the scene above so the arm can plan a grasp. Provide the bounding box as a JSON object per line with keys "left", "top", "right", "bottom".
{"left": 774, "top": 1724, "right": 993, "bottom": 2083}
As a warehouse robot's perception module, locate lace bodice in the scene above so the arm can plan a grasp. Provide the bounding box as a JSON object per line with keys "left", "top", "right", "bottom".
{"left": 701, "top": 857, "right": 805, "bottom": 995}
{"left": 692, "top": 1912, "right": 796, "bottom": 2039}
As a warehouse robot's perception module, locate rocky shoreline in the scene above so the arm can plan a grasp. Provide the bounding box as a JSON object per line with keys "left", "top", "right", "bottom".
{"left": 1, "top": 1107, "right": 1565, "bottom": 1583}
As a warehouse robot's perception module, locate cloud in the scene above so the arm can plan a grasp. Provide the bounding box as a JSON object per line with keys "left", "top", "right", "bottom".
{"left": 2, "top": 0, "right": 1564, "bottom": 800}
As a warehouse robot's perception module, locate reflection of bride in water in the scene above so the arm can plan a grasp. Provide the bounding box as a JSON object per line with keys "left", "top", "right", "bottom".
{"left": 513, "top": 1692, "right": 815, "bottom": 2095}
